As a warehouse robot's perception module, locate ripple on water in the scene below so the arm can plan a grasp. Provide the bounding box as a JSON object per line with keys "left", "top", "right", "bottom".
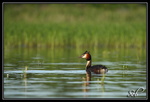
{"left": 4, "top": 70, "right": 85, "bottom": 74}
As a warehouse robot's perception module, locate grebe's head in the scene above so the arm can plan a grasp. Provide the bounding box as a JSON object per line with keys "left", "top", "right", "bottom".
{"left": 80, "top": 51, "right": 91, "bottom": 60}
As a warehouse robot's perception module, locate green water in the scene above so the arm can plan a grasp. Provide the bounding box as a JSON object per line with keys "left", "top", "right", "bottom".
{"left": 3, "top": 47, "right": 147, "bottom": 99}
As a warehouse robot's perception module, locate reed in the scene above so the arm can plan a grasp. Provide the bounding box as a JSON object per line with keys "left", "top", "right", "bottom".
{"left": 4, "top": 4, "right": 146, "bottom": 49}
{"left": 23, "top": 66, "right": 28, "bottom": 78}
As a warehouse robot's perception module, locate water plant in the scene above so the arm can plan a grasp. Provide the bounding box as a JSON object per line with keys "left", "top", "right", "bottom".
{"left": 4, "top": 4, "right": 146, "bottom": 49}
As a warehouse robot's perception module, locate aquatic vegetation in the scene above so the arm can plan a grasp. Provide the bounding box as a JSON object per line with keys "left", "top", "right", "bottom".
{"left": 4, "top": 4, "right": 146, "bottom": 49}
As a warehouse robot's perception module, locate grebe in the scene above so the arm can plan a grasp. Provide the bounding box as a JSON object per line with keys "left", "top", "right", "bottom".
{"left": 80, "top": 51, "right": 108, "bottom": 74}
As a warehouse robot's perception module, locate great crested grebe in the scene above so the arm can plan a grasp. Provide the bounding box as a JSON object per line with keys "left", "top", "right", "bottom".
{"left": 80, "top": 51, "right": 108, "bottom": 74}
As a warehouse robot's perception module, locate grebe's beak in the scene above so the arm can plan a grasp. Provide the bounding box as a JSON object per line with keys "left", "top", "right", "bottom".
{"left": 79, "top": 54, "right": 87, "bottom": 58}
{"left": 79, "top": 55, "right": 83, "bottom": 58}
{"left": 79, "top": 56, "right": 82, "bottom": 58}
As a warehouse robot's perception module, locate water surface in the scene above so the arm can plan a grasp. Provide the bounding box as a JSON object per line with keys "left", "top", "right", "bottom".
{"left": 3, "top": 48, "right": 147, "bottom": 99}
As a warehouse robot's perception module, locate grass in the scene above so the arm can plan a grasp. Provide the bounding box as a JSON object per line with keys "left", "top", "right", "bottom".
{"left": 4, "top": 3, "right": 146, "bottom": 49}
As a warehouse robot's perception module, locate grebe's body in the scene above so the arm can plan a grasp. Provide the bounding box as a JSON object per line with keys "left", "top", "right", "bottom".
{"left": 80, "top": 51, "right": 108, "bottom": 74}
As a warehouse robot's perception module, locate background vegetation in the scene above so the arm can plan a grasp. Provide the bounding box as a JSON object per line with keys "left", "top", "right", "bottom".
{"left": 4, "top": 3, "right": 146, "bottom": 49}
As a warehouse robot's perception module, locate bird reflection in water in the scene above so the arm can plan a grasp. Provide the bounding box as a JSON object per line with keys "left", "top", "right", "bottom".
{"left": 82, "top": 71, "right": 106, "bottom": 97}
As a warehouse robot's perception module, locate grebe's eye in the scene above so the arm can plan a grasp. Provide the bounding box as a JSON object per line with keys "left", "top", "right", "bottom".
{"left": 82, "top": 54, "right": 87, "bottom": 58}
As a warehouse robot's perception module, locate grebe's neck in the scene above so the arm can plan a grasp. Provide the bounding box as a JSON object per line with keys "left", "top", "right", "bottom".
{"left": 86, "top": 59, "right": 92, "bottom": 69}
